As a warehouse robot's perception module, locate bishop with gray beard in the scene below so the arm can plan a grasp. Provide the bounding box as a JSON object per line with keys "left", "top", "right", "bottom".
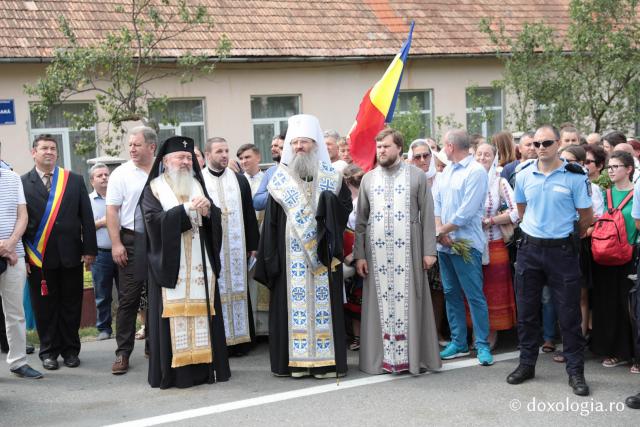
{"left": 254, "top": 114, "right": 352, "bottom": 379}
{"left": 139, "top": 136, "right": 230, "bottom": 389}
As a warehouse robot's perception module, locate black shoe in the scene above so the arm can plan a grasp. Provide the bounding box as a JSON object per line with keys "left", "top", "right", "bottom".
{"left": 42, "top": 358, "right": 59, "bottom": 370}
{"left": 11, "top": 364, "right": 43, "bottom": 379}
{"left": 506, "top": 364, "right": 535, "bottom": 385}
{"left": 568, "top": 374, "right": 590, "bottom": 396}
{"left": 626, "top": 393, "right": 640, "bottom": 409}
{"left": 26, "top": 344, "right": 35, "bottom": 354}
{"left": 63, "top": 355, "right": 80, "bottom": 368}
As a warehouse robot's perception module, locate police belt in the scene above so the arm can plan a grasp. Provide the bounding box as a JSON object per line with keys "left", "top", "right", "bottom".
{"left": 521, "top": 232, "right": 572, "bottom": 247}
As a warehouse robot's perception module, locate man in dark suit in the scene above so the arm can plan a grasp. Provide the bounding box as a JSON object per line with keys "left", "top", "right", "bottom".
{"left": 21, "top": 134, "right": 97, "bottom": 370}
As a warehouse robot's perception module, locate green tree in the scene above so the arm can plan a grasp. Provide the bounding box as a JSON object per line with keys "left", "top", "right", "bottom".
{"left": 433, "top": 114, "right": 463, "bottom": 143}
{"left": 481, "top": 0, "right": 640, "bottom": 132}
{"left": 390, "top": 96, "right": 426, "bottom": 151}
{"left": 25, "top": 0, "right": 230, "bottom": 156}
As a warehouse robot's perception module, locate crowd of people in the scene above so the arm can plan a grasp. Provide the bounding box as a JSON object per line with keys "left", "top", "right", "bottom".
{"left": 0, "top": 117, "right": 639, "bottom": 409}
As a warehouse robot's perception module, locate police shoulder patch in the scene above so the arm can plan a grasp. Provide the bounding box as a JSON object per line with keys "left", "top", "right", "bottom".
{"left": 565, "top": 163, "right": 586, "bottom": 175}
{"left": 515, "top": 159, "right": 535, "bottom": 173}
{"left": 585, "top": 177, "right": 592, "bottom": 197}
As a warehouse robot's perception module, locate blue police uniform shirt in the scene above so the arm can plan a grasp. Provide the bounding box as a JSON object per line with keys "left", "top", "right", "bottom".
{"left": 632, "top": 178, "right": 640, "bottom": 220}
{"left": 515, "top": 159, "right": 592, "bottom": 239}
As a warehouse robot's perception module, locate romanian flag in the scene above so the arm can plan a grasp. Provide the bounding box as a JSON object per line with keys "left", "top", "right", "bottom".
{"left": 348, "top": 22, "right": 414, "bottom": 172}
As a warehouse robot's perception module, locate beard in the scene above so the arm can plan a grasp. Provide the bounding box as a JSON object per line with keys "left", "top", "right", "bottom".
{"left": 272, "top": 153, "right": 281, "bottom": 163}
{"left": 378, "top": 152, "right": 399, "bottom": 168}
{"left": 290, "top": 150, "right": 319, "bottom": 179}
{"left": 165, "top": 165, "right": 194, "bottom": 200}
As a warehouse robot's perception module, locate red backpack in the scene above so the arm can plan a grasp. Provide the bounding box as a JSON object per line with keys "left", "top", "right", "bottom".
{"left": 591, "top": 189, "right": 634, "bottom": 266}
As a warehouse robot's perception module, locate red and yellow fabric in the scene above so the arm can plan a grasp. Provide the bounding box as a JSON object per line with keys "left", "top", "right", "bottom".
{"left": 25, "top": 166, "right": 69, "bottom": 268}
{"left": 348, "top": 22, "right": 414, "bottom": 172}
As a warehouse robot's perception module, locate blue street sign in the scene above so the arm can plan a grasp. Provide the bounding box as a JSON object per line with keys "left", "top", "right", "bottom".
{"left": 0, "top": 99, "right": 16, "bottom": 125}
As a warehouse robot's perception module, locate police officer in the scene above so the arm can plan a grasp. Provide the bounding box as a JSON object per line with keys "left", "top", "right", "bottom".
{"left": 507, "top": 124, "right": 593, "bottom": 396}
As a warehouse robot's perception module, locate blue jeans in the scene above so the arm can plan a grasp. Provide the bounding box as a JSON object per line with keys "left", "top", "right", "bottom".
{"left": 91, "top": 250, "right": 119, "bottom": 334}
{"left": 438, "top": 248, "right": 490, "bottom": 350}
{"left": 541, "top": 286, "right": 557, "bottom": 342}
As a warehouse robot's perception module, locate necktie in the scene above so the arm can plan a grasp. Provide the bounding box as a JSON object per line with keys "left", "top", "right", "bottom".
{"left": 43, "top": 173, "right": 51, "bottom": 191}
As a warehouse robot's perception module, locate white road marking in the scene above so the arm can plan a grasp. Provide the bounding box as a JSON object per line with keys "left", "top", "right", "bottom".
{"left": 104, "top": 350, "right": 521, "bottom": 427}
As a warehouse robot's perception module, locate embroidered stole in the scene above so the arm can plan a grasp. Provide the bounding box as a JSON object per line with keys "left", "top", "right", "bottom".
{"left": 25, "top": 167, "right": 70, "bottom": 268}
{"left": 369, "top": 163, "right": 412, "bottom": 373}
{"left": 203, "top": 169, "right": 251, "bottom": 346}
{"left": 150, "top": 175, "right": 216, "bottom": 368}
{"left": 268, "top": 161, "right": 340, "bottom": 368}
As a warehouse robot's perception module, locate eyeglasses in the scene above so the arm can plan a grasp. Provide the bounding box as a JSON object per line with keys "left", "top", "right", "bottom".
{"left": 607, "top": 164, "right": 624, "bottom": 171}
{"left": 413, "top": 153, "right": 431, "bottom": 160}
{"left": 533, "top": 140, "right": 556, "bottom": 148}
{"left": 584, "top": 159, "right": 595, "bottom": 165}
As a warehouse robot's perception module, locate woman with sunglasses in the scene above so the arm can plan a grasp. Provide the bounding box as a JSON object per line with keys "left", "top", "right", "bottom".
{"left": 590, "top": 151, "right": 638, "bottom": 374}
{"left": 408, "top": 139, "right": 449, "bottom": 347}
{"left": 471, "top": 142, "right": 518, "bottom": 350}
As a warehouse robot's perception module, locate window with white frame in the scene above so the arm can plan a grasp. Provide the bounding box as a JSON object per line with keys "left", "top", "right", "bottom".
{"left": 29, "top": 102, "right": 96, "bottom": 185}
{"left": 148, "top": 99, "right": 206, "bottom": 150}
{"left": 396, "top": 90, "right": 433, "bottom": 137}
{"left": 465, "top": 87, "right": 503, "bottom": 137}
{"left": 251, "top": 95, "right": 300, "bottom": 162}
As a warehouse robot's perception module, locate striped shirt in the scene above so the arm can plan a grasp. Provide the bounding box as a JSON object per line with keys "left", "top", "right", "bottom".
{"left": 0, "top": 168, "right": 26, "bottom": 256}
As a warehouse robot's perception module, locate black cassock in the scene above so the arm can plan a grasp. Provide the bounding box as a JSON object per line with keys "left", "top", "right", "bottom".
{"left": 141, "top": 185, "right": 231, "bottom": 389}
{"left": 254, "top": 182, "right": 352, "bottom": 376}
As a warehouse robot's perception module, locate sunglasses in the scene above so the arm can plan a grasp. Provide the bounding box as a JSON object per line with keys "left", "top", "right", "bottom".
{"left": 413, "top": 153, "right": 431, "bottom": 160}
{"left": 584, "top": 159, "right": 594, "bottom": 165}
{"left": 533, "top": 140, "right": 556, "bottom": 148}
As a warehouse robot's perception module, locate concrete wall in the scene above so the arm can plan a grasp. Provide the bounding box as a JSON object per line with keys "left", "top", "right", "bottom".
{"left": 0, "top": 57, "right": 504, "bottom": 174}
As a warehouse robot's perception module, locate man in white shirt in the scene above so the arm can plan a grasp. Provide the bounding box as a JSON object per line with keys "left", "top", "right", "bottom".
{"left": 0, "top": 143, "right": 42, "bottom": 379}
{"left": 106, "top": 126, "right": 157, "bottom": 375}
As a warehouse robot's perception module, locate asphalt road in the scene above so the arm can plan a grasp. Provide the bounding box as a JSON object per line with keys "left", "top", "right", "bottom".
{"left": 1, "top": 334, "right": 638, "bottom": 426}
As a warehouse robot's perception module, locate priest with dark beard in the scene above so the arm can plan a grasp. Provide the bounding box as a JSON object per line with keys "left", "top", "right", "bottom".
{"left": 139, "top": 136, "right": 230, "bottom": 389}
{"left": 254, "top": 114, "right": 352, "bottom": 379}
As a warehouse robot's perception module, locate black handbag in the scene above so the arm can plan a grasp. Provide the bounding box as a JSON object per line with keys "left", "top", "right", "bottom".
{"left": 0, "top": 257, "right": 6, "bottom": 275}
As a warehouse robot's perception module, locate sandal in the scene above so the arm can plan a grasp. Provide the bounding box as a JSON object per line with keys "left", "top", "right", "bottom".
{"left": 552, "top": 352, "right": 566, "bottom": 363}
{"left": 135, "top": 326, "right": 146, "bottom": 340}
{"left": 602, "top": 357, "right": 628, "bottom": 368}
{"left": 631, "top": 363, "right": 640, "bottom": 374}
{"left": 541, "top": 343, "right": 556, "bottom": 353}
{"left": 349, "top": 336, "right": 360, "bottom": 351}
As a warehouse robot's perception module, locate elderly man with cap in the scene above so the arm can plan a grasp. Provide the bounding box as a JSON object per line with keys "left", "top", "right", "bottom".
{"left": 254, "top": 114, "right": 352, "bottom": 379}
{"left": 138, "top": 136, "right": 230, "bottom": 389}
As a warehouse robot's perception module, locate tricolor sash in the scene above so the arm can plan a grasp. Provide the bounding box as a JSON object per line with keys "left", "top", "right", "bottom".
{"left": 268, "top": 161, "right": 341, "bottom": 368}
{"left": 369, "top": 163, "right": 412, "bottom": 373}
{"left": 25, "top": 167, "right": 70, "bottom": 268}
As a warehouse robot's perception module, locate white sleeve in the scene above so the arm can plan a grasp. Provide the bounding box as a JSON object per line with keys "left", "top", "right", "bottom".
{"left": 591, "top": 183, "right": 604, "bottom": 219}
{"left": 105, "top": 167, "right": 124, "bottom": 206}
{"left": 16, "top": 174, "right": 26, "bottom": 205}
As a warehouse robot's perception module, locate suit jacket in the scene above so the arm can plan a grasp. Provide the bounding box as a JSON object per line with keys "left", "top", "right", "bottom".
{"left": 21, "top": 167, "right": 97, "bottom": 269}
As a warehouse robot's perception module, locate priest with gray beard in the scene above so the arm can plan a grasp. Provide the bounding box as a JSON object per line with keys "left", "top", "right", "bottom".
{"left": 254, "top": 114, "right": 352, "bottom": 379}
{"left": 354, "top": 128, "right": 441, "bottom": 375}
{"left": 139, "top": 136, "right": 230, "bottom": 389}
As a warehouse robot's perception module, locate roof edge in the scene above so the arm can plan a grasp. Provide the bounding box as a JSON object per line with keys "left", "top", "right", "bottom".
{"left": 0, "top": 52, "right": 502, "bottom": 64}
